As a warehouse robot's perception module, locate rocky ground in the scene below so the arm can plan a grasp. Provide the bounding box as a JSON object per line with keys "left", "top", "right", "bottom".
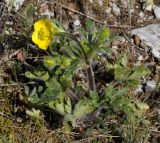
{"left": 1, "top": 0, "right": 160, "bottom": 96}
{"left": 0, "top": 0, "right": 160, "bottom": 142}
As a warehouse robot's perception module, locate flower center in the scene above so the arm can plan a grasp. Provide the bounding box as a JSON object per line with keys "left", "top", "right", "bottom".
{"left": 38, "top": 28, "right": 45, "bottom": 41}
{"left": 38, "top": 28, "right": 50, "bottom": 41}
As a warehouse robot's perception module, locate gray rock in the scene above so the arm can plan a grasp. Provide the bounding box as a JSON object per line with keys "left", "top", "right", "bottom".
{"left": 112, "top": 3, "right": 121, "bottom": 16}
{"left": 153, "top": 5, "right": 160, "bottom": 19}
{"left": 5, "top": 0, "right": 25, "bottom": 11}
{"left": 131, "top": 24, "right": 160, "bottom": 59}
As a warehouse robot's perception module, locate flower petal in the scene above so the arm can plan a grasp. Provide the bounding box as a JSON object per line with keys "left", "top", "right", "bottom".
{"left": 32, "top": 19, "right": 55, "bottom": 50}
{"left": 32, "top": 31, "right": 41, "bottom": 45}
{"left": 38, "top": 40, "right": 51, "bottom": 50}
{"left": 34, "top": 20, "right": 46, "bottom": 31}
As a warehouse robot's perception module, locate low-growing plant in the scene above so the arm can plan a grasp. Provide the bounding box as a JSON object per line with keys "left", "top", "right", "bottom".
{"left": 22, "top": 18, "right": 150, "bottom": 132}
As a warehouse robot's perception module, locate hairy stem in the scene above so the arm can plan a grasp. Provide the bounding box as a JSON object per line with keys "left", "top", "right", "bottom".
{"left": 86, "top": 59, "right": 96, "bottom": 91}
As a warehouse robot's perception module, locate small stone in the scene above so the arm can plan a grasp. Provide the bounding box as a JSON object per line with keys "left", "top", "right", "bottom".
{"left": 134, "top": 35, "right": 141, "bottom": 46}
{"left": 131, "top": 24, "right": 160, "bottom": 59}
{"left": 89, "top": 0, "right": 93, "bottom": 3}
{"left": 105, "top": 8, "right": 111, "bottom": 14}
{"left": 68, "top": 3, "right": 76, "bottom": 16}
{"left": 153, "top": 5, "right": 160, "bottom": 19}
{"left": 144, "top": 80, "right": 157, "bottom": 91}
{"left": 135, "top": 85, "right": 143, "bottom": 96}
{"left": 39, "top": 3, "right": 48, "bottom": 13}
{"left": 119, "top": 37, "right": 125, "bottom": 44}
{"left": 137, "top": 18, "right": 143, "bottom": 24}
{"left": 5, "top": 0, "right": 24, "bottom": 11}
{"left": 108, "top": 2, "right": 113, "bottom": 7}
{"left": 138, "top": 55, "right": 144, "bottom": 61}
{"left": 74, "top": 19, "right": 80, "bottom": 26}
{"left": 13, "top": 0, "right": 25, "bottom": 11}
{"left": 107, "top": 14, "right": 116, "bottom": 25}
{"left": 97, "top": 0, "right": 103, "bottom": 6}
{"left": 111, "top": 40, "right": 121, "bottom": 46}
{"left": 112, "top": 3, "right": 121, "bottom": 16}
{"left": 139, "top": 12, "right": 145, "bottom": 19}
{"left": 16, "top": 51, "right": 25, "bottom": 62}
{"left": 112, "top": 45, "right": 118, "bottom": 50}
{"left": 39, "top": 3, "right": 54, "bottom": 18}
{"left": 121, "top": 0, "right": 127, "bottom": 9}
{"left": 147, "top": 16, "right": 154, "bottom": 20}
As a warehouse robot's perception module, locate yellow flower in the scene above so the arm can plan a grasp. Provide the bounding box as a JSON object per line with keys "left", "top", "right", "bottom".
{"left": 32, "top": 19, "right": 54, "bottom": 50}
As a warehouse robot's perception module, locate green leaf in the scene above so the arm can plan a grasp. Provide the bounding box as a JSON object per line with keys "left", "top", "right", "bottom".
{"left": 44, "top": 78, "right": 62, "bottom": 99}
{"left": 52, "top": 19, "right": 65, "bottom": 33}
{"left": 26, "top": 108, "right": 43, "bottom": 121}
{"left": 60, "top": 57, "right": 72, "bottom": 69}
{"left": 24, "top": 86, "right": 29, "bottom": 96}
{"left": 64, "top": 97, "right": 72, "bottom": 114}
{"left": 89, "top": 90, "right": 99, "bottom": 101}
{"left": 38, "top": 86, "right": 43, "bottom": 93}
{"left": 86, "top": 20, "right": 95, "bottom": 31}
{"left": 100, "top": 27, "right": 110, "bottom": 40}
{"left": 25, "top": 71, "right": 49, "bottom": 81}
{"left": 25, "top": 2, "right": 35, "bottom": 18}
{"left": 129, "top": 65, "right": 150, "bottom": 79}
{"left": 55, "top": 102, "right": 65, "bottom": 115}
{"left": 114, "top": 66, "right": 127, "bottom": 80}
{"left": 30, "top": 87, "right": 37, "bottom": 96}
{"left": 125, "top": 79, "right": 141, "bottom": 87}
{"left": 135, "top": 101, "right": 149, "bottom": 111}
{"left": 109, "top": 34, "right": 119, "bottom": 42}
{"left": 48, "top": 93, "right": 72, "bottom": 115}
{"left": 28, "top": 93, "right": 40, "bottom": 104}
{"left": 73, "top": 99, "right": 94, "bottom": 119}
{"left": 89, "top": 91, "right": 100, "bottom": 107}
{"left": 105, "top": 84, "right": 114, "bottom": 99}
{"left": 43, "top": 56, "right": 57, "bottom": 69}
{"left": 120, "top": 53, "right": 128, "bottom": 67}
{"left": 95, "top": 27, "right": 110, "bottom": 46}
{"left": 48, "top": 97, "right": 65, "bottom": 115}
{"left": 79, "top": 27, "right": 87, "bottom": 39}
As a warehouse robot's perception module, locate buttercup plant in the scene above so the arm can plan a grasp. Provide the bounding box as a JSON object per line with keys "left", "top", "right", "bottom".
{"left": 25, "top": 18, "right": 111, "bottom": 129}
{"left": 25, "top": 18, "right": 150, "bottom": 131}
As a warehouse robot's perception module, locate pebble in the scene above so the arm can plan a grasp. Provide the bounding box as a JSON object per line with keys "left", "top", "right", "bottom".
{"left": 39, "top": 3, "right": 54, "bottom": 18}
{"left": 107, "top": 14, "right": 116, "bottom": 25}
{"left": 68, "top": 3, "right": 77, "bottom": 16}
{"left": 121, "top": 0, "right": 127, "bottom": 9}
{"left": 119, "top": 37, "right": 125, "bottom": 44}
{"left": 147, "top": 16, "right": 154, "bottom": 20}
{"left": 111, "top": 40, "right": 121, "bottom": 46}
{"left": 134, "top": 35, "right": 141, "bottom": 46}
{"left": 138, "top": 55, "right": 144, "bottom": 61}
{"left": 139, "top": 12, "right": 145, "bottom": 19}
{"left": 5, "top": 0, "right": 25, "bottom": 11}
{"left": 74, "top": 19, "right": 81, "bottom": 27}
{"left": 39, "top": 3, "right": 48, "bottom": 13}
{"left": 153, "top": 5, "right": 160, "bottom": 19}
{"left": 112, "top": 45, "right": 118, "bottom": 50}
{"left": 131, "top": 24, "right": 160, "bottom": 59}
{"left": 105, "top": 7, "right": 111, "bottom": 14}
{"left": 112, "top": 3, "right": 121, "bottom": 16}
